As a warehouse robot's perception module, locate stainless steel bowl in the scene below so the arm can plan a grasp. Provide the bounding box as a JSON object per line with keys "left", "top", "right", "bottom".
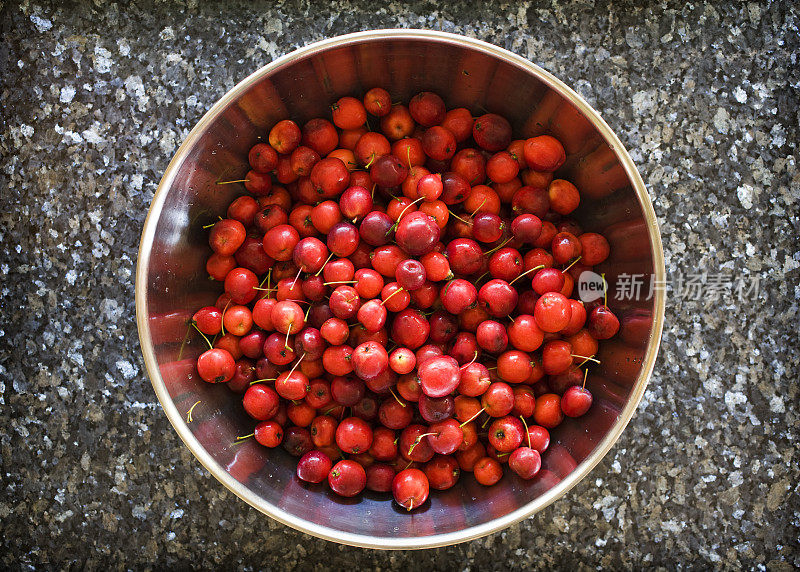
{"left": 136, "top": 30, "right": 665, "bottom": 549}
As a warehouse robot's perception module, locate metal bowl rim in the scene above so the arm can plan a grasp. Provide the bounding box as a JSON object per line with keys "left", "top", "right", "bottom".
{"left": 135, "top": 28, "right": 666, "bottom": 550}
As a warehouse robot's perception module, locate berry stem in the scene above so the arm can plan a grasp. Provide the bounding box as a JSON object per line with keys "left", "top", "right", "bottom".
{"left": 380, "top": 287, "right": 405, "bottom": 305}
{"left": 469, "top": 198, "right": 487, "bottom": 218}
{"left": 583, "top": 368, "right": 589, "bottom": 389}
{"left": 562, "top": 255, "right": 582, "bottom": 273}
{"left": 315, "top": 253, "right": 335, "bottom": 277}
{"left": 258, "top": 268, "right": 273, "bottom": 300}
{"left": 459, "top": 407, "right": 485, "bottom": 427}
{"left": 284, "top": 325, "right": 293, "bottom": 350}
{"left": 388, "top": 387, "right": 406, "bottom": 407}
{"left": 186, "top": 400, "right": 201, "bottom": 423}
{"left": 509, "top": 264, "right": 544, "bottom": 285}
{"left": 407, "top": 432, "right": 436, "bottom": 456}
{"left": 290, "top": 267, "right": 303, "bottom": 289}
{"left": 391, "top": 197, "right": 424, "bottom": 228}
{"left": 572, "top": 354, "right": 600, "bottom": 365}
{"left": 519, "top": 415, "right": 531, "bottom": 449}
{"left": 178, "top": 322, "right": 192, "bottom": 361}
{"left": 216, "top": 179, "right": 250, "bottom": 185}
{"left": 220, "top": 300, "right": 230, "bottom": 336}
{"left": 484, "top": 236, "right": 512, "bottom": 255}
{"left": 460, "top": 351, "right": 478, "bottom": 370}
{"left": 287, "top": 353, "right": 306, "bottom": 378}
{"left": 448, "top": 209, "right": 469, "bottom": 224}
{"left": 191, "top": 322, "right": 214, "bottom": 350}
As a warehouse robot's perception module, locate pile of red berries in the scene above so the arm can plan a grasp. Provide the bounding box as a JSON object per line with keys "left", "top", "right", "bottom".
{"left": 191, "top": 88, "right": 620, "bottom": 510}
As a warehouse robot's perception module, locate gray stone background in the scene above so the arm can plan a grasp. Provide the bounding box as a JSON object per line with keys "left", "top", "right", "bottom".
{"left": 1, "top": 0, "right": 798, "bottom": 569}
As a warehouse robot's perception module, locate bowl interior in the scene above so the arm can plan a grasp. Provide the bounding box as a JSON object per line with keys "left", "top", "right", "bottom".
{"left": 138, "top": 31, "right": 663, "bottom": 548}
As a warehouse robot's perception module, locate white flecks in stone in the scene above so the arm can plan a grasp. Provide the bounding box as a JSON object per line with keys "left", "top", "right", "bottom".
{"left": 593, "top": 495, "right": 620, "bottom": 521}
{"left": 30, "top": 14, "right": 53, "bottom": 32}
{"left": 130, "top": 174, "right": 144, "bottom": 191}
{"left": 65, "top": 269, "right": 77, "bottom": 285}
{"left": 128, "top": 401, "right": 158, "bottom": 409}
{"left": 94, "top": 46, "right": 113, "bottom": 74}
{"left": 625, "top": 26, "right": 645, "bottom": 48}
{"left": 769, "top": 395, "right": 785, "bottom": 414}
{"left": 101, "top": 298, "right": 122, "bottom": 322}
{"left": 20, "top": 124, "right": 34, "bottom": 138}
{"left": 724, "top": 390, "right": 747, "bottom": 412}
{"left": 159, "top": 130, "right": 177, "bottom": 155}
{"left": 632, "top": 90, "right": 656, "bottom": 115}
{"left": 124, "top": 75, "right": 148, "bottom": 109}
{"left": 170, "top": 508, "right": 184, "bottom": 519}
{"left": 737, "top": 184, "right": 755, "bottom": 209}
{"left": 54, "top": 510, "right": 74, "bottom": 523}
{"left": 116, "top": 360, "right": 137, "bottom": 379}
{"left": 60, "top": 85, "right": 76, "bottom": 104}
{"left": 132, "top": 505, "right": 147, "bottom": 520}
{"left": 711, "top": 213, "right": 729, "bottom": 228}
{"left": 82, "top": 124, "right": 104, "bottom": 145}
{"left": 747, "top": 3, "right": 762, "bottom": 23}
{"left": 662, "top": 520, "right": 683, "bottom": 533}
{"left": 574, "top": 79, "right": 595, "bottom": 106}
{"left": 734, "top": 86, "right": 748, "bottom": 103}
{"left": 770, "top": 124, "right": 787, "bottom": 148}
{"left": 63, "top": 130, "right": 83, "bottom": 144}
{"left": 117, "top": 39, "right": 131, "bottom": 56}
{"left": 68, "top": 349, "right": 84, "bottom": 367}
{"left": 783, "top": 255, "right": 800, "bottom": 273}
{"left": 13, "top": 377, "right": 27, "bottom": 393}
{"left": 713, "top": 107, "right": 730, "bottom": 134}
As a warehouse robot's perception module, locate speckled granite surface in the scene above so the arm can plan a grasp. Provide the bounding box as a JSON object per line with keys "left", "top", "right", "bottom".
{"left": 1, "top": 0, "right": 798, "bottom": 569}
